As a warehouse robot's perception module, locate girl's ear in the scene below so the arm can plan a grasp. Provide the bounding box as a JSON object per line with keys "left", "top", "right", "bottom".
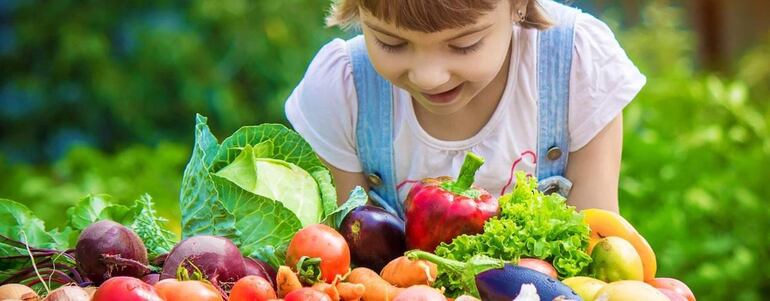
{"left": 511, "top": 1, "right": 528, "bottom": 23}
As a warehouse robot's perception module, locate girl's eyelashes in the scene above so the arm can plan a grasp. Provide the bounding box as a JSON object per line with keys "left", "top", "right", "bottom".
{"left": 374, "top": 38, "right": 484, "bottom": 55}
{"left": 374, "top": 38, "right": 406, "bottom": 53}
{"left": 450, "top": 40, "right": 483, "bottom": 55}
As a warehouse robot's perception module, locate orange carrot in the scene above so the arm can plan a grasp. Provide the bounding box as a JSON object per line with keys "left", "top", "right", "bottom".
{"left": 312, "top": 282, "right": 340, "bottom": 301}
{"left": 277, "top": 265, "right": 303, "bottom": 298}
{"left": 346, "top": 267, "right": 404, "bottom": 301}
{"left": 380, "top": 256, "right": 438, "bottom": 287}
{"left": 336, "top": 282, "right": 365, "bottom": 301}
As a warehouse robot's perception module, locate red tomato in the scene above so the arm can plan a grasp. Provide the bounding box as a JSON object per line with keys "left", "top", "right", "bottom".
{"left": 92, "top": 276, "right": 163, "bottom": 301}
{"left": 286, "top": 224, "right": 351, "bottom": 283}
{"left": 154, "top": 279, "right": 223, "bottom": 301}
{"left": 648, "top": 277, "right": 696, "bottom": 301}
{"left": 517, "top": 258, "right": 558, "bottom": 279}
{"left": 284, "top": 288, "right": 332, "bottom": 301}
{"left": 229, "top": 275, "right": 277, "bottom": 301}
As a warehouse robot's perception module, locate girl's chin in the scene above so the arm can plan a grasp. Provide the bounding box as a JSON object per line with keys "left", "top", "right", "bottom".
{"left": 414, "top": 94, "right": 470, "bottom": 115}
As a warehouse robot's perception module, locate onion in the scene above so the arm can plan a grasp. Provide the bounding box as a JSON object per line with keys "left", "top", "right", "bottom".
{"left": 0, "top": 284, "right": 38, "bottom": 300}
{"left": 42, "top": 286, "right": 89, "bottom": 301}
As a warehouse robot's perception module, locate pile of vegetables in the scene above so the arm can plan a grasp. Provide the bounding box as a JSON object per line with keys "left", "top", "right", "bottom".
{"left": 432, "top": 172, "right": 593, "bottom": 296}
{"left": 0, "top": 114, "right": 695, "bottom": 301}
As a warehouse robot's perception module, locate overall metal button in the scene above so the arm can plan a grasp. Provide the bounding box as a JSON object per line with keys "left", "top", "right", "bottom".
{"left": 543, "top": 184, "right": 559, "bottom": 195}
{"left": 367, "top": 173, "right": 383, "bottom": 187}
{"left": 546, "top": 146, "right": 562, "bottom": 161}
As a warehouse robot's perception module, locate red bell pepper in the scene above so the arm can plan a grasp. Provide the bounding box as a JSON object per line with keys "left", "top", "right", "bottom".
{"left": 404, "top": 152, "right": 499, "bottom": 252}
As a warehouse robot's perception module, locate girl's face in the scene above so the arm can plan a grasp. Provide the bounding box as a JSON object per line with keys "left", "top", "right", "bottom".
{"left": 360, "top": 1, "right": 516, "bottom": 115}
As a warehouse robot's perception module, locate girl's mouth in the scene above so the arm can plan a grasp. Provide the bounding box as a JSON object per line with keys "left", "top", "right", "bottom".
{"left": 421, "top": 83, "right": 464, "bottom": 104}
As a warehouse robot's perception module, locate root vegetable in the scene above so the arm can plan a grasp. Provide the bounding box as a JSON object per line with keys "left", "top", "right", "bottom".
{"left": 380, "top": 256, "right": 437, "bottom": 287}
{"left": 277, "top": 266, "right": 302, "bottom": 298}
{"left": 346, "top": 268, "right": 403, "bottom": 301}
{"left": 75, "top": 220, "right": 149, "bottom": 285}
{"left": 42, "top": 285, "right": 90, "bottom": 301}
{"left": 0, "top": 284, "right": 37, "bottom": 300}
{"left": 336, "top": 282, "right": 365, "bottom": 301}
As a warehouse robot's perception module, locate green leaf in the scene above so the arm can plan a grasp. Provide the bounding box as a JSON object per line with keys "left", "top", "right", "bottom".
{"left": 66, "top": 194, "right": 113, "bottom": 231}
{"left": 98, "top": 203, "right": 142, "bottom": 225}
{"left": 211, "top": 174, "right": 302, "bottom": 258}
{"left": 215, "top": 144, "right": 323, "bottom": 226}
{"left": 131, "top": 194, "right": 178, "bottom": 258}
{"left": 322, "top": 186, "right": 368, "bottom": 228}
{"left": 0, "top": 199, "right": 70, "bottom": 257}
{"left": 179, "top": 115, "right": 237, "bottom": 239}
{"left": 209, "top": 124, "right": 337, "bottom": 215}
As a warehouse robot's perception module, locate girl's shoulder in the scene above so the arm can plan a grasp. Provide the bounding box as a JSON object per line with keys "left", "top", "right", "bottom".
{"left": 284, "top": 38, "right": 362, "bottom": 173}
{"left": 568, "top": 12, "right": 647, "bottom": 151}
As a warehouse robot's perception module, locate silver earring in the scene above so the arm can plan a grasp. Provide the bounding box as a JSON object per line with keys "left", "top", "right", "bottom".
{"left": 517, "top": 9, "right": 525, "bottom": 21}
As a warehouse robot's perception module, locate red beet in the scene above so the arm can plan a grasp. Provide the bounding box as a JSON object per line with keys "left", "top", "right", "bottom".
{"left": 243, "top": 257, "right": 276, "bottom": 289}
{"left": 75, "top": 220, "right": 149, "bottom": 285}
{"left": 160, "top": 235, "right": 246, "bottom": 287}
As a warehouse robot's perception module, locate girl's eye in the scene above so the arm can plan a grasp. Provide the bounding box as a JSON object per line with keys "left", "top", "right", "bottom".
{"left": 450, "top": 41, "right": 483, "bottom": 55}
{"left": 375, "top": 39, "right": 406, "bottom": 53}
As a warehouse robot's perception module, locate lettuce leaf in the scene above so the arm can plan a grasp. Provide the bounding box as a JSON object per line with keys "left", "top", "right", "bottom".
{"left": 433, "top": 172, "right": 592, "bottom": 297}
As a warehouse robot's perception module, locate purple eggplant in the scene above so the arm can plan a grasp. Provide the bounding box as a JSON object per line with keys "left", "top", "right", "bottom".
{"left": 339, "top": 205, "right": 406, "bottom": 271}
{"left": 476, "top": 264, "right": 581, "bottom": 301}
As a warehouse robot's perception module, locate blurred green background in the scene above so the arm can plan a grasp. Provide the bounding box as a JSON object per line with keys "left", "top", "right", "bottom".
{"left": 1, "top": 0, "right": 768, "bottom": 299}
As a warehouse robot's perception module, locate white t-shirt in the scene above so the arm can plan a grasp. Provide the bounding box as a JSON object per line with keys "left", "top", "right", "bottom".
{"left": 286, "top": 12, "right": 646, "bottom": 202}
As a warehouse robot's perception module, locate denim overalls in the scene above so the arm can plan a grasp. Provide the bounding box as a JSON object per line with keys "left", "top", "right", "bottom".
{"left": 348, "top": 0, "right": 579, "bottom": 219}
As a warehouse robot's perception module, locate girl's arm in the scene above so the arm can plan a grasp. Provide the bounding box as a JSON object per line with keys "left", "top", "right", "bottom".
{"left": 320, "top": 158, "right": 369, "bottom": 205}
{"left": 565, "top": 114, "right": 623, "bottom": 213}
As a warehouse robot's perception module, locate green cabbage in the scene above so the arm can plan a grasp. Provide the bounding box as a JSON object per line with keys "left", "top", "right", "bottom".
{"left": 179, "top": 114, "right": 365, "bottom": 265}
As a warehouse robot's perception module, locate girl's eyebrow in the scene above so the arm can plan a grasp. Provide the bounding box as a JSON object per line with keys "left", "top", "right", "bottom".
{"left": 364, "top": 21, "right": 494, "bottom": 42}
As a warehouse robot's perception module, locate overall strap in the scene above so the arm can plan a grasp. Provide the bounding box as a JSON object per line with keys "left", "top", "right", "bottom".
{"left": 536, "top": 0, "right": 581, "bottom": 197}
{"left": 347, "top": 35, "right": 404, "bottom": 219}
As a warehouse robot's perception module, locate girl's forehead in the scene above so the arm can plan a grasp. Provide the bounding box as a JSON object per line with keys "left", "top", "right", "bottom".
{"left": 357, "top": 0, "right": 508, "bottom": 33}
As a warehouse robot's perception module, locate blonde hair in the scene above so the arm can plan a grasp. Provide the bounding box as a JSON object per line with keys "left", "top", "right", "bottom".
{"left": 327, "top": 0, "right": 554, "bottom": 32}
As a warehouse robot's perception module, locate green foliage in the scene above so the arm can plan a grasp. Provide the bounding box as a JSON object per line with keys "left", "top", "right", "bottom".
{"left": 615, "top": 3, "right": 770, "bottom": 300}
{"left": 0, "top": 199, "right": 71, "bottom": 257}
{"left": 0, "top": 0, "right": 768, "bottom": 299}
{"left": 0, "top": 143, "right": 188, "bottom": 232}
{"left": 1, "top": 0, "right": 340, "bottom": 163}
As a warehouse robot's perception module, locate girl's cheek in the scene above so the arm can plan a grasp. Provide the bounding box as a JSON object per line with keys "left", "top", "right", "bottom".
{"left": 369, "top": 51, "right": 411, "bottom": 84}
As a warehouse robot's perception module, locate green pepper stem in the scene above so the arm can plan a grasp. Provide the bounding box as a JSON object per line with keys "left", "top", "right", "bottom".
{"left": 454, "top": 152, "right": 485, "bottom": 191}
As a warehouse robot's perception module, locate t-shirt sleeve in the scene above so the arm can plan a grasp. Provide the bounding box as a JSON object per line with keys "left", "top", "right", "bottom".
{"left": 285, "top": 38, "right": 363, "bottom": 172}
{"left": 568, "top": 12, "right": 646, "bottom": 151}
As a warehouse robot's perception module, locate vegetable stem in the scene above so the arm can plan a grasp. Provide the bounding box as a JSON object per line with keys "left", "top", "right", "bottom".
{"left": 406, "top": 250, "right": 505, "bottom": 297}
{"left": 453, "top": 153, "right": 484, "bottom": 192}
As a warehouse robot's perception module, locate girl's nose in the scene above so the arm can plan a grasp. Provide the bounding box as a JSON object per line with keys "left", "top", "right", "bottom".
{"left": 407, "top": 61, "right": 451, "bottom": 92}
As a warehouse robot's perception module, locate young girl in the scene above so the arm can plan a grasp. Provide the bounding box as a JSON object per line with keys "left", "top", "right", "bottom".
{"left": 285, "top": 0, "right": 645, "bottom": 215}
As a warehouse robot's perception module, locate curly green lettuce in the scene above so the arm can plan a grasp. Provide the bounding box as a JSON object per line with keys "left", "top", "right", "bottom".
{"left": 433, "top": 172, "right": 592, "bottom": 296}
